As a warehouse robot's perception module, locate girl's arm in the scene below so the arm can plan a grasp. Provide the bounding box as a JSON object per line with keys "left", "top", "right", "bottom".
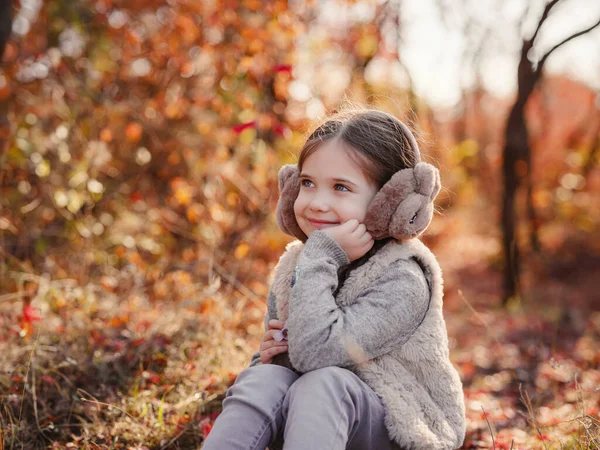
{"left": 287, "top": 231, "right": 430, "bottom": 373}
{"left": 248, "top": 289, "right": 278, "bottom": 367}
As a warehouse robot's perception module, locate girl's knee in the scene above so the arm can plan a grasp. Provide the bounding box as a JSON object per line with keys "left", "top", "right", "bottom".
{"left": 234, "top": 363, "right": 298, "bottom": 385}
{"left": 288, "top": 366, "right": 358, "bottom": 399}
{"left": 227, "top": 364, "right": 299, "bottom": 399}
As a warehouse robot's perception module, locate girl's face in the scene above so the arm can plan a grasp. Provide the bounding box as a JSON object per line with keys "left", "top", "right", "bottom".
{"left": 294, "top": 140, "right": 379, "bottom": 237}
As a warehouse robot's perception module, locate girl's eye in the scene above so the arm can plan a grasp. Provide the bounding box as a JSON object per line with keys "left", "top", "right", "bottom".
{"left": 300, "top": 179, "right": 314, "bottom": 188}
{"left": 334, "top": 184, "right": 350, "bottom": 192}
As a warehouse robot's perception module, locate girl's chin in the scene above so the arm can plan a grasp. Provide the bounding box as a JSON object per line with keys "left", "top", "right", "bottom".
{"left": 306, "top": 222, "right": 339, "bottom": 232}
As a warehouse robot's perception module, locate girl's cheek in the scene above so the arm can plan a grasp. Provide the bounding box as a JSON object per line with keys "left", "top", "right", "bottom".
{"left": 293, "top": 196, "right": 304, "bottom": 216}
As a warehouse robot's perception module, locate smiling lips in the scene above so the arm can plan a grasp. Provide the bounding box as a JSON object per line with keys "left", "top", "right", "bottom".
{"left": 307, "top": 218, "right": 339, "bottom": 229}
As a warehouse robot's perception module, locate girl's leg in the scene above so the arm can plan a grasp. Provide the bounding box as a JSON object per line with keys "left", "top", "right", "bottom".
{"left": 280, "top": 366, "right": 399, "bottom": 450}
{"left": 202, "top": 364, "right": 299, "bottom": 450}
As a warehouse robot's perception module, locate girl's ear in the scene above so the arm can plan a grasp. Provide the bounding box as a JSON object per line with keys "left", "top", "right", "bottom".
{"left": 275, "top": 164, "right": 308, "bottom": 242}
{"left": 364, "top": 162, "right": 441, "bottom": 241}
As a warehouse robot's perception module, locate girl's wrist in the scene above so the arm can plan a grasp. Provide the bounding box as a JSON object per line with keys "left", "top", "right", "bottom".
{"left": 302, "top": 231, "right": 350, "bottom": 267}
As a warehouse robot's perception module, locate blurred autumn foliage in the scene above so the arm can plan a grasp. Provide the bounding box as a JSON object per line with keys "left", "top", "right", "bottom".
{"left": 1, "top": 0, "right": 600, "bottom": 449}
{"left": 1, "top": 0, "right": 303, "bottom": 310}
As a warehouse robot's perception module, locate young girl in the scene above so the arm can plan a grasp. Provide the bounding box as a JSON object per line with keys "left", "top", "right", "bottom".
{"left": 202, "top": 109, "right": 466, "bottom": 450}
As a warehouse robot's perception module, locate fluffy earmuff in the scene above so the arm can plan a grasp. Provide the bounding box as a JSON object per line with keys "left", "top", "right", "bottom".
{"left": 363, "top": 162, "right": 440, "bottom": 240}
{"left": 275, "top": 164, "right": 308, "bottom": 242}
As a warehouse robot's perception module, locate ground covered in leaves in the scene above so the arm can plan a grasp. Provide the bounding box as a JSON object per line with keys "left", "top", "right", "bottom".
{"left": 1, "top": 201, "right": 599, "bottom": 450}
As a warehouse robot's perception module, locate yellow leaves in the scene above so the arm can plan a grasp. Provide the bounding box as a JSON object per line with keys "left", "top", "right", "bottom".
{"left": 532, "top": 190, "right": 552, "bottom": 210}
{"left": 154, "top": 270, "right": 194, "bottom": 301}
{"left": 238, "top": 127, "right": 257, "bottom": 144}
{"left": 170, "top": 178, "right": 195, "bottom": 206}
{"left": 154, "top": 279, "right": 169, "bottom": 300}
{"left": 171, "top": 270, "right": 192, "bottom": 285}
{"left": 35, "top": 159, "right": 50, "bottom": 178}
{"left": 175, "top": 187, "right": 192, "bottom": 206}
{"left": 226, "top": 192, "right": 239, "bottom": 207}
{"left": 355, "top": 34, "right": 378, "bottom": 59}
{"left": 209, "top": 204, "right": 226, "bottom": 223}
{"left": 215, "top": 146, "right": 231, "bottom": 162}
{"left": 234, "top": 243, "right": 250, "bottom": 259}
{"left": 196, "top": 122, "right": 212, "bottom": 136}
{"left": 165, "top": 98, "right": 190, "bottom": 120}
{"left": 66, "top": 190, "right": 86, "bottom": 214}
{"left": 452, "top": 139, "right": 479, "bottom": 165}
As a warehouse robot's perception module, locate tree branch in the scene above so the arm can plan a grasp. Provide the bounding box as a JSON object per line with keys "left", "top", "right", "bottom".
{"left": 537, "top": 15, "right": 600, "bottom": 73}
{"left": 529, "top": 0, "right": 562, "bottom": 45}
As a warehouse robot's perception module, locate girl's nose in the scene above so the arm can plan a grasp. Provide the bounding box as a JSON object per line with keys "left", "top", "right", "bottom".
{"left": 308, "top": 194, "right": 330, "bottom": 212}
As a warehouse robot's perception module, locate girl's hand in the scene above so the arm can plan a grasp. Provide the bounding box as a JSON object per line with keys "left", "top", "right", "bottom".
{"left": 322, "top": 219, "right": 374, "bottom": 261}
{"left": 259, "top": 319, "right": 289, "bottom": 364}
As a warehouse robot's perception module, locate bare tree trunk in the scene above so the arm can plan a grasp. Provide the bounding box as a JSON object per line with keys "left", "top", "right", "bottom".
{"left": 0, "top": 0, "right": 11, "bottom": 60}
{"left": 502, "top": 99, "right": 531, "bottom": 305}
{"left": 501, "top": 27, "right": 540, "bottom": 303}
{"left": 501, "top": 1, "right": 600, "bottom": 305}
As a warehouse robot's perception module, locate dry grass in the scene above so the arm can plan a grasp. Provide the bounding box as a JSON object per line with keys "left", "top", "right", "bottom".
{"left": 0, "top": 271, "right": 261, "bottom": 450}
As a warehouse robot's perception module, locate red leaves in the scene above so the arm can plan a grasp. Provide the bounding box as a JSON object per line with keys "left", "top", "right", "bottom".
{"left": 232, "top": 120, "right": 256, "bottom": 134}
{"left": 199, "top": 417, "right": 214, "bottom": 440}
{"left": 273, "top": 64, "right": 292, "bottom": 73}
{"left": 22, "top": 303, "right": 41, "bottom": 324}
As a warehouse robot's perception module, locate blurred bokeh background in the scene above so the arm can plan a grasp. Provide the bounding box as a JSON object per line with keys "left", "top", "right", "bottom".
{"left": 1, "top": 0, "right": 599, "bottom": 448}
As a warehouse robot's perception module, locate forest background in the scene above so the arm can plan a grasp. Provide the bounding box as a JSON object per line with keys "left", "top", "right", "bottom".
{"left": 1, "top": 0, "right": 599, "bottom": 449}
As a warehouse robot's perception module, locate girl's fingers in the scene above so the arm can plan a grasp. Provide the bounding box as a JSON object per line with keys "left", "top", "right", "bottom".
{"left": 354, "top": 223, "right": 366, "bottom": 235}
{"left": 260, "top": 339, "right": 288, "bottom": 352}
{"left": 261, "top": 329, "right": 275, "bottom": 343}
{"left": 341, "top": 219, "right": 359, "bottom": 232}
{"left": 268, "top": 319, "right": 285, "bottom": 330}
{"left": 357, "top": 230, "right": 372, "bottom": 243}
{"left": 260, "top": 344, "right": 288, "bottom": 363}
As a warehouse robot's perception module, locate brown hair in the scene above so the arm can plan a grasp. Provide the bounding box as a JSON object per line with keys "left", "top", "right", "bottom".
{"left": 297, "top": 109, "right": 420, "bottom": 189}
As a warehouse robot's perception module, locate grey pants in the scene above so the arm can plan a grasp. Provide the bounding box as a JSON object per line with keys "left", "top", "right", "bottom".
{"left": 201, "top": 364, "right": 399, "bottom": 450}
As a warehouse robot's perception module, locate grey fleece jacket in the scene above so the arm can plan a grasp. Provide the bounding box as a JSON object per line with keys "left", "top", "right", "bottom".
{"left": 250, "top": 230, "right": 429, "bottom": 372}
{"left": 249, "top": 231, "right": 466, "bottom": 449}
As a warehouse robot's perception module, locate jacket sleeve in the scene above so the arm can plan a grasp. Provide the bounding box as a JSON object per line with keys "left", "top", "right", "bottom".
{"left": 248, "top": 289, "right": 278, "bottom": 367}
{"left": 287, "top": 231, "right": 430, "bottom": 373}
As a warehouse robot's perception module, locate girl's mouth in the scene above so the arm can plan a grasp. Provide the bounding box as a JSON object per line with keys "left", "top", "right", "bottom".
{"left": 308, "top": 219, "right": 339, "bottom": 229}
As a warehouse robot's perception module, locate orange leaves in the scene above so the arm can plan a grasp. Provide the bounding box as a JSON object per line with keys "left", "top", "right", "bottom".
{"left": 153, "top": 269, "right": 195, "bottom": 302}
{"left": 100, "top": 276, "right": 118, "bottom": 293}
{"left": 175, "top": 15, "right": 200, "bottom": 45}
{"left": 186, "top": 203, "right": 205, "bottom": 224}
{"left": 125, "top": 122, "right": 143, "bottom": 143}
{"left": 100, "top": 127, "right": 113, "bottom": 143}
